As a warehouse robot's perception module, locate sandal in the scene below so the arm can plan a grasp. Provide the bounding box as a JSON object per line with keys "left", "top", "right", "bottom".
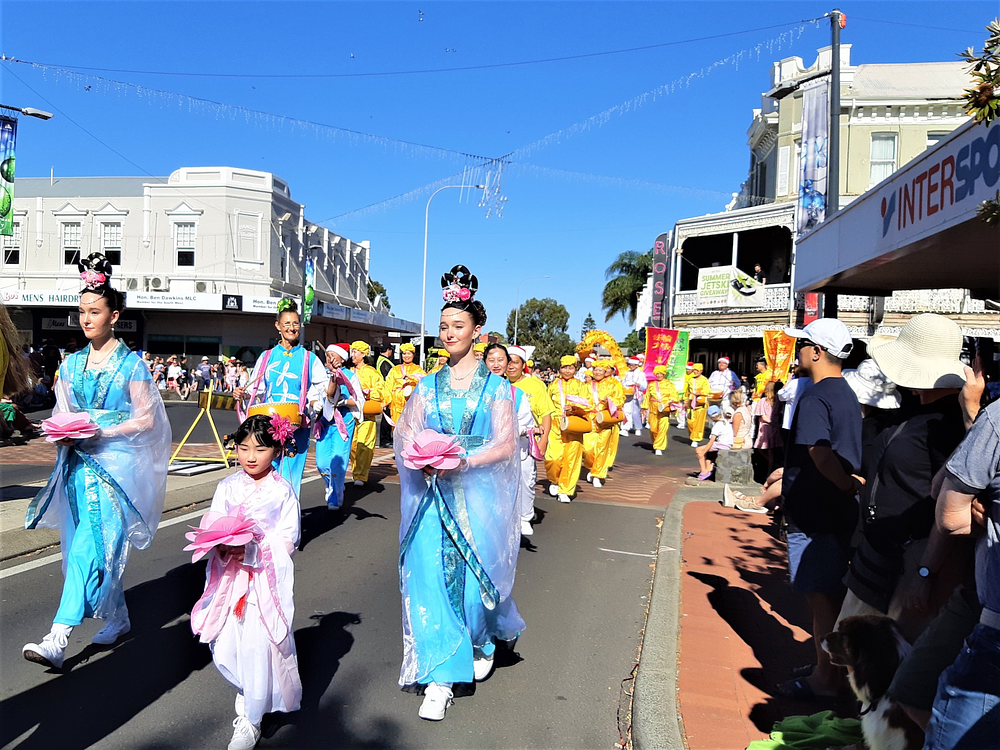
{"left": 790, "top": 664, "right": 815, "bottom": 678}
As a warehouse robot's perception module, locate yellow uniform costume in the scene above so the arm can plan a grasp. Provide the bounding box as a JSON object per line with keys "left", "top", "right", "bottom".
{"left": 545, "top": 360, "right": 594, "bottom": 497}
{"left": 754, "top": 371, "right": 769, "bottom": 399}
{"left": 384, "top": 356, "right": 426, "bottom": 425}
{"left": 643, "top": 372, "right": 680, "bottom": 452}
{"left": 583, "top": 365, "right": 626, "bottom": 481}
{"left": 512, "top": 373, "right": 556, "bottom": 427}
{"left": 685, "top": 365, "right": 711, "bottom": 443}
{"left": 427, "top": 349, "right": 449, "bottom": 376}
{"left": 349, "top": 352, "right": 386, "bottom": 483}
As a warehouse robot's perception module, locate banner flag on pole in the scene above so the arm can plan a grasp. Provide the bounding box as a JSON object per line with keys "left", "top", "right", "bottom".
{"left": 0, "top": 116, "right": 16, "bottom": 237}
{"left": 644, "top": 327, "right": 689, "bottom": 395}
{"left": 762, "top": 329, "right": 795, "bottom": 386}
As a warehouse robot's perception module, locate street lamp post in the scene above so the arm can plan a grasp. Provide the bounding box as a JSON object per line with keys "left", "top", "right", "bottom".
{"left": 418, "top": 183, "right": 486, "bottom": 368}
{"left": 0, "top": 104, "right": 54, "bottom": 120}
{"left": 513, "top": 275, "right": 551, "bottom": 346}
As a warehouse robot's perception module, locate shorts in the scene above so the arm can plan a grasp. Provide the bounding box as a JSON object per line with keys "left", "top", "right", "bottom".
{"left": 786, "top": 530, "right": 850, "bottom": 594}
{"left": 888, "top": 586, "right": 982, "bottom": 711}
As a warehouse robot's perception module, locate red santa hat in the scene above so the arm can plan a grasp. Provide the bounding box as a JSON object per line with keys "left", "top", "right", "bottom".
{"left": 718, "top": 356, "right": 730, "bottom": 364}
{"left": 326, "top": 343, "right": 350, "bottom": 361}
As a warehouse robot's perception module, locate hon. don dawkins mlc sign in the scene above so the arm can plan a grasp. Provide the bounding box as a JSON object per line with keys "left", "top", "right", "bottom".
{"left": 696, "top": 265, "right": 764, "bottom": 309}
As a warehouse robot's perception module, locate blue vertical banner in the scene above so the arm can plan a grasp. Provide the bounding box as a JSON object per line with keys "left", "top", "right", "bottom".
{"left": 798, "top": 77, "right": 829, "bottom": 234}
{"left": 0, "top": 116, "right": 16, "bottom": 237}
{"left": 302, "top": 254, "right": 315, "bottom": 324}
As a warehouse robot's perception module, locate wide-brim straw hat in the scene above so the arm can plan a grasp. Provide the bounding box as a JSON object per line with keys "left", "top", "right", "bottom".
{"left": 869, "top": 313, "right": 967, "bottom": 390}
{"left": 843, "top": 359, "right": 902, "bottom": 409}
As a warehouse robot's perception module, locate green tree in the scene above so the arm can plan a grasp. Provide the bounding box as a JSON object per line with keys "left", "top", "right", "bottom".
{"left": 961, "top": 19, "right": 1000, "bottom": 225}
{"left": 581, "top": 312, "right": 597, "bottom": 339}
{"left": 506, "top": 297, "right": 576, "bottom": 370}
{"left": 619, "top": 328, "right": 646, "bottom": 357}
{"left": 601, "top": 249, "right": 653, "bottom": 325}
{"left": 368, "top": 279, "right": 391, "bottom": 311}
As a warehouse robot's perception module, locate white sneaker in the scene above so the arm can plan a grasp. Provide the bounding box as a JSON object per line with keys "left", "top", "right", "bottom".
{"left": 418, "top": 682, "right": 453, "bottom": 721}
{"left": 619, "top": 429, "right": 629, "bottom": 437}
{"left": 548, "top": 483, "right": 559, "bottom": 497}
{"left": 634, "top": 429, "right": 641, "bottom": 436}
{"left": 722, "top": 483, "right": 737, "bottom": 508}
{"left": 558, "top": 494, "right": 571, "bottom": 503}
{"left": 473, "top": 651, "right": 495, "bottom": 681}
{"left": 228, "top": 716, "right": 261, "bottom": 750}
{"left": 353, "top": 479, "right": 364, "bottom": 486}
{"left": 592, "top": 477, "right": 603, "bottom": 489}
{"left": 520, "top": 519, "right": 534, "bottom": 537}
{"left": 235, "top": 692, "right": 245, "bottom": 718}
{"left": 690, "top": 441, "right": 699, "bottom": 448}
{"left": 92, "top": 615, "right": 130, "bottom": 645}
{"left": 655, "top": 449, "right": 663, "bottom": 456}
{"left": 23, "top": 624, "right": 72, "bottom": 669}
{"left": 586, "top": 472, "right": 593, "bottom": 482}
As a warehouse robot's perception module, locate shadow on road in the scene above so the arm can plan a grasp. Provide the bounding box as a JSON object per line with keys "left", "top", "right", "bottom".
{"left": 0, "top": 562, "right": 211, "bottom": 749}
{"left": 298, "top": 493, "right": 388, "bottom": 552}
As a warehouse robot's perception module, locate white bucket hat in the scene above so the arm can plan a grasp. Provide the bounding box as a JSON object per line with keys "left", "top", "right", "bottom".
{"left": 843, "top": 359, "right": 902, "bottom": 409}
{"left": 868, "top": 313, "right": 967, "bottom": 389}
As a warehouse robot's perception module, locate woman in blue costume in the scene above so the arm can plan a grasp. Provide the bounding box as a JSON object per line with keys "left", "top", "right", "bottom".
{"left": 23, "top": 254, "right": 171, "bottom": 669}
{"left": 234, "top": 298, "right": 328, "bottom": 498}
{"left": 315, "top": 343, "right": 365, "bottom": 510}
{"left": 394, "top": 264, "right": 524, "bottom": 721}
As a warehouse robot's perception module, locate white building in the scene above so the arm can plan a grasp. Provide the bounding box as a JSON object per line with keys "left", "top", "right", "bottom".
{"left": 2, "top": 166, "right": 418, "bottom": 360}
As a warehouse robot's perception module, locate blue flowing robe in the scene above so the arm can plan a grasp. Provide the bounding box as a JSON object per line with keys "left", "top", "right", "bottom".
{"left": 25, "top": 342, "right": 171, "bottom": 623}
{"left": 395, "top": 362, "right": 525, "bottom": 686}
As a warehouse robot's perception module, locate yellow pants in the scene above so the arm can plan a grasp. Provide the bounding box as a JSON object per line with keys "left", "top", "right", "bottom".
{"left": 687, "top": 406, "right": 706, "bottom": 442}
{"left": 583, "top": 426, "right": 619, "bottom": 479}
{"left": 545, "top": 426, "right": 585, "bottom": 496}
{"left": 350, "top": 418, "right": 378, "bottom": 482}
{"left": 649, "top": 410, "right": 669, "bottom": 451}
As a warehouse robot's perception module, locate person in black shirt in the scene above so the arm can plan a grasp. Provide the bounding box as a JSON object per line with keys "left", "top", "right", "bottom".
{"left": 778, "top": 318, "right": 863, "bottom": 700}
{"left": 376, "top": 344, "right": 395, "bottom": 448}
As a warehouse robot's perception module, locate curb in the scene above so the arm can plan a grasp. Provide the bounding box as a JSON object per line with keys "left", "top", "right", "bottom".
{"left": 632, "top": 483, "right": 761, "bottom": 750}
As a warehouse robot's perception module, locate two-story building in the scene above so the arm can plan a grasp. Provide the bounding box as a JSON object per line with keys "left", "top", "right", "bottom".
{"left": 639, "top": 45, "right": 996, "bottom": 375}
{"left": 2, "top": 166, "right": 419, "bottom": 361}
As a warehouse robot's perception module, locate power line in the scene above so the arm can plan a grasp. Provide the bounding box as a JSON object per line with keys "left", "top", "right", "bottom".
{"left": 0, "top": 19, "right": 826, "bottom": 80}
{"left": 847, "top": 16, "right": 985, "bottom": 35}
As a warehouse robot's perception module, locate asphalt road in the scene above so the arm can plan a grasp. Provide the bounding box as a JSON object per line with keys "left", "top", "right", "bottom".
{"left": 0, "top": 442, "right": 665, "bottom": 750}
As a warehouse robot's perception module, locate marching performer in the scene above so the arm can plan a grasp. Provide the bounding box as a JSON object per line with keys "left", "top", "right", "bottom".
{"left": 642, "top": 365, "right": 680, "bottom": 456}
{"left": 426, "top": 349, "right": 449, "bottom": 375}
{"left": 473, "top": 342, "right": 487, "bottom": 360}
{"left": 384, "top": 343, "right": 426, "bottom": 427}
{"left": 583, "top": 359, "right": 626, "bottom": 488}
{"left": 315, "top": 344, "right": 365, "bottom": 510}
{"left": 507, "top": 345, "right": 555, "bottom": 536}
{"left": 234, "top": 299, "right": 328, "bottom": 498}
{"left": 575, "top": 355, "right": 594, "bottom": 383}
{"left": 23, "top": 254, "right": 170, "bottom": 668}
{"left": 677, "top": 362, "right": 695, "bottom": 427}
{"left": 546, "top": 356, "right": 594, "bottom": 503}
{"left": 395, "top": 264, "right": 523, "bottom": 721}
{"left": 708, "top": 356, "right": 740, "bottom": 401}
{"left": 620, "top": 357, "right": 647, "bottom": 437}
{"left": 348, "top": 341, "right": 386, "bottom": 486}
{"left": 685, "top": 363, "right": 711, "bottom": 447}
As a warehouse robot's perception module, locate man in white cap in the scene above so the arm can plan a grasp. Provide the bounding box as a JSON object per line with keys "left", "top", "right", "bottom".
{"left": 708, "top": 356, "right": 740, "bottom": 400}
{"left": 621, "top": 357, "right": 647, "bottom": 437}
{"left": 776, "top": 317, "right": 863, "bottom": 700}
{"left": 576, "top": 355, "right": 595, "bottom": 383}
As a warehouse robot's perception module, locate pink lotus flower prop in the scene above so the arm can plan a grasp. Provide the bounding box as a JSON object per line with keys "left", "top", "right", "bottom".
{"left": 40, "top": 412, "right": 100, "bottom": 443}
{"left": 183, "top": 511, "right": 258, "bottom": 563}
{"left": 268, "top": 414, "right": 295, "bottom": 445}
{"left": 401, "top": 429, "right": 465, "bottom": 471}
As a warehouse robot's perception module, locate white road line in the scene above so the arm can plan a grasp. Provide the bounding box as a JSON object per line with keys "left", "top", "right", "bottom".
{"left": 0, "top": 475, "right": 328, "bottom": 580}
{"left": 598, "top": 547, "right": 656, "bottom": 558}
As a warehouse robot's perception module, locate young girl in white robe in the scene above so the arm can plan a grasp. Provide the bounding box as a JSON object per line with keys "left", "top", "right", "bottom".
{"left": 190, "top": 414, "right": 302, "bottom": 750}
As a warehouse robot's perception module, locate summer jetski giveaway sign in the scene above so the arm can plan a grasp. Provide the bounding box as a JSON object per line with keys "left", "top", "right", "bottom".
{"left": 0, "top": 116, "right": 16, "bottom": 237}
{"left": 644, "top": 327, "right": 689, "bottom": 395}
{"left": 696, "top": 265, "right": 764, "bottom": 308}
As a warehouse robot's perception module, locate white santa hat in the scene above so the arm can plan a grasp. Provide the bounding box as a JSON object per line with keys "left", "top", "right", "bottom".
{"left": 326, "top": 343, "right": 350, "bottom": 361}
{"left": 507, "top": 345, "right": 528, "bottom": 362}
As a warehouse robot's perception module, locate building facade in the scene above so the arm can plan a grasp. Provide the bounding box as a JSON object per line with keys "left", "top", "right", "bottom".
{"left": 2, "top": 166, "right": 418, "bottom": 361}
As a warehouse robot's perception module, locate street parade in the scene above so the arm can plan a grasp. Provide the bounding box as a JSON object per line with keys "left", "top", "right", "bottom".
{"left": 2, "top": 4, "right": 1000, "bottom": 750}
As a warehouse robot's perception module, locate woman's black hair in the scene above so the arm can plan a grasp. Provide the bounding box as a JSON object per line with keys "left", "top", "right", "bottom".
{"left": 440, "top": 264, "right": 487, "bottom": 327}
{"left": 483, "top": 343, "right": 509, "bottom": 362}
{"left": 228, "top": 414, "right": 283, "bottom": 451}
{"left": 276, "top": 297, "right": 299, "bottom": 320}
{"left": 78, "top": 252, "right": 125, "bottom": 313}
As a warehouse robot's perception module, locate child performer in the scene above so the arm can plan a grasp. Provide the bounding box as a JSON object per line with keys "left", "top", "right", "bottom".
{"left": 190, "top": 414, "right": 302, "bottom": 750}
{"left": 315, "top": 344, "right": 364, "bottom": 510}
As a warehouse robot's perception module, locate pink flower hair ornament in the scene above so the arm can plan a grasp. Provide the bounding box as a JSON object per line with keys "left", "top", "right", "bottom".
{"left": 268, "top": 414, "right": 296, "bottom": 446}
{"left": 80, "top": 270, "right": 107, "bottom": 290}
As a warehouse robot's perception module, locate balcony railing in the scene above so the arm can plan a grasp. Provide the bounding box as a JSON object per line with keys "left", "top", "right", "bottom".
{"left": 839, "top": 289, "right": 995, "bottom": 315}
{"left": 673, "top": 283, "right": 792, "bottom": 315}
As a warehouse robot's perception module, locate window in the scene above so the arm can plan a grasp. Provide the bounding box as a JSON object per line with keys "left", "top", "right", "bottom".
{"left": 927, "top": 131, "right": 949, "bottom": 150}
{"left": 175, "top": 222, "right": 196, "bottom": 266}
{"left": 101, "top": 222, "right": 122, "bottom": 266}
{"left": 2, "top": 220, "right": 21, "bottom": 265}
{"left": 869, "top": 133, "right": 898, "bottom": 187}
{"left": 62, "top": 222, "right": 83, "bottom": 266}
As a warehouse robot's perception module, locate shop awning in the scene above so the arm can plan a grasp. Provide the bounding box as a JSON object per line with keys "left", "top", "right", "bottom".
{"left": 794, "top": 120, "right": 1000, "bottom": 299}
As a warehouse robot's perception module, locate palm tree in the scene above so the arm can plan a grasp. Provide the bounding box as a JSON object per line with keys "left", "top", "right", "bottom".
{"left": 601, "top": 249, "right": 653, "bottom": 325}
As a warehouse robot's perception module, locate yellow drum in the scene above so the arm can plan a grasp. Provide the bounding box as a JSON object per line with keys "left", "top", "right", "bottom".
{"left": 710, "top": 390, "right": 724, "bottom": 401}
{"left": 560, "top": 415, "right": 592, "bottom": 434}
{"left": 247, "top": 401, "right": 303, "bottom": 426}
{"left": 402, "top": 384, "right": 415, "bottom": 398}
{"left": 596, "top": 409, "right": 624, "bottom": 427}
{"left": 624, "top": 386, "right": 635, "bottom": 396}
{"left": 695, "top": 395, "right": 708, "bottom": 406}
{"left": 363, "top": 400, "right": 384, "bottom": 417}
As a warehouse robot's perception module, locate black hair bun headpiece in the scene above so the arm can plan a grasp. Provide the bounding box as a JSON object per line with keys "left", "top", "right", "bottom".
{"left": 78, "top": 252, "right": 115, "bottom": 291}
{"left": 441, "top": 264, "right": 478, "bottom": 303}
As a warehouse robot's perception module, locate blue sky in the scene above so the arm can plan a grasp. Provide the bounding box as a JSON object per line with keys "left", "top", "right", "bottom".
{"left": 1, "top": 1, "right": 995, "bottom": 341}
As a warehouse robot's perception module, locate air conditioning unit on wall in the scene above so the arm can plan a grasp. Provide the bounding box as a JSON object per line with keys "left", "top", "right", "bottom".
{"left": 123, "top": 277, "right": 141, "bottom": 291}
{"left": 195, "top": 280, "right": 213, "bottom": 293}
{"left": 145, "top": 275, "right": 170, "bottom": 292}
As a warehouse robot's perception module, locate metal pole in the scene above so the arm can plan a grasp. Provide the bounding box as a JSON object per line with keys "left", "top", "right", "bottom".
{"left": 828, "top": 9, "right": 843, "bottom": 218}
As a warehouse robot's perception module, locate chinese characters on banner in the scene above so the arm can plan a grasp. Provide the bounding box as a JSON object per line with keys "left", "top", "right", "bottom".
{"left": 762, "top": 330, "right": 795, "bottom": 385}
{"left": 0, "top": 116, "right": 16, "bottom": 237}
{"left": 644, "top": 327, "right": 689, "bottom": 395}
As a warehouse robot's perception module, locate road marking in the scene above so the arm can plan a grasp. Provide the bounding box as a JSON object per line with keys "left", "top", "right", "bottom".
{"left": 1, "top": 475, "right": 328, "bottom": 579}
{"left": 598, "top": 547, "right": 656, "bottom": 558}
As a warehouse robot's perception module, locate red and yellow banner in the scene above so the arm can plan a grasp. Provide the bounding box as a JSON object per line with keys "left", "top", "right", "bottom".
{"left": 762, "top": 330, "right": 795, "bottom": 386}
{"left": 644, "top": 327, "right": 688, "bottom": 394}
